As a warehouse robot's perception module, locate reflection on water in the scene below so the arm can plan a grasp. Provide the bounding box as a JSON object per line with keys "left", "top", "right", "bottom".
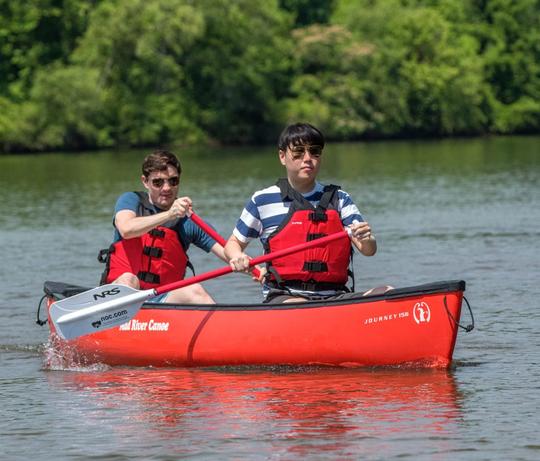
{"left": 45, "top": 367, "right": 461, "bottom": 458}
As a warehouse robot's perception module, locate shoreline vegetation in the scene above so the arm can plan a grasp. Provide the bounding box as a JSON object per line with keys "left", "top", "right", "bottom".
{"left": 1, "top": 0, "right": 539, "bottom": 154}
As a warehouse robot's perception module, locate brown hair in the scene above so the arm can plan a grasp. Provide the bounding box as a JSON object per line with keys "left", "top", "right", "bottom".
{"left": 141, "top": 150, "right": 181, "bottom": 177}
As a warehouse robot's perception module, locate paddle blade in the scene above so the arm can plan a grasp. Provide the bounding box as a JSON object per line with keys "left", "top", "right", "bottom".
{"left": 49, "top": 284, "right": 153, "bottom": 340}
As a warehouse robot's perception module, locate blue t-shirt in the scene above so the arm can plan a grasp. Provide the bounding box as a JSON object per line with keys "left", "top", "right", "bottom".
{"left": 112, "top": 192, "right": 216, "bottom": 252}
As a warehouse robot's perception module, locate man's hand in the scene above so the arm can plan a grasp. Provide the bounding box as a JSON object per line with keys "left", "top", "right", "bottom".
{"left": 228, "top": 253, "right": 252, "bottom": 273}
{"left": 348, "top": 221, "right": 373, "bottom": 241}
{"left": 168, "top": 197, "right": 192, "bottom": 219}
{"left": 225, "top": 235, "right": 262, "bottom": 278}
{"left": 348, "top": 220, "right": 377, "bottom": 256}
{"left": 251, "top": 265, "right": 266, "bottom": 283}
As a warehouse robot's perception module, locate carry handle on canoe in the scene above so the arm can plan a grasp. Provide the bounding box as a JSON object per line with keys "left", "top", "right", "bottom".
{"left": 50, "top": 229, "right": 351, "bottom": 340}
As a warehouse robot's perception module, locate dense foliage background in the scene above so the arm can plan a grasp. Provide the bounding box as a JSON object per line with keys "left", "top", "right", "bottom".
{"left": 1, "top": 0, "right": 539, "bottom": 152}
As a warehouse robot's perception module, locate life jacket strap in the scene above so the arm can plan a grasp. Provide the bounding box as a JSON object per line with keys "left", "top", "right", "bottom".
{"left": 149, "top": 229, "right": 166, "bottom": 238}
{"left": 264, "top": 266, "right": 292, "bottom": 293}
{"left": 302, "top": 261, "right": 328, "bottom": 272}
{"left": 142, "top": 246, "right": 163, "bottom": 258}
{"left": 306, "top": 232, "right": 327, "bottom": 241}
{"left": 98, "top": 244, "right": 116, "bottom": 285}
{"left": 309, "top": 211, "right": 327, "bottom": 222}
{"left": 97, "top": 248, "right": 110, "bottom": 263}
{"left": 137, "top": 271, "right": 160, "bottom": 284}
{"left": 309, "top": 184, "right": 338, "bottom": 222}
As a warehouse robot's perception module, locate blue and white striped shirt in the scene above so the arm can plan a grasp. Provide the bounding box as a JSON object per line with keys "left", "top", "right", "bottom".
{"left": 233, "top": 181, "right": 364, "bottom": 244}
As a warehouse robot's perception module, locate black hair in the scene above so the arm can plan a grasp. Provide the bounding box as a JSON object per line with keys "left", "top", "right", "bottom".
{"left": 278, "top": 123, "right": 325, "bottom": 150}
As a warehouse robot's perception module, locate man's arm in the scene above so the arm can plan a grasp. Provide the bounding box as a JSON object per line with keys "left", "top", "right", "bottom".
{"left": 338, "top": 190, "right": 377, "bottom": 256}
{"left": 115, "top": 196, "right": 192, "bottom": 239}
{"left": 209, "top": 242, "right": 228, "bottom": 263}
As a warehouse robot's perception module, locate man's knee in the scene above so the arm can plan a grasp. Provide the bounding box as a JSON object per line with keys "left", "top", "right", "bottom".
{"left": 168, "top": 283, "right": 215, "bottom": 304}
{"left": 187, "top": 283, "right": 205, "bottom": 296}
{"left": 113, "top": 272, "right": 140, "bottom": 288}
{"left": 188, "top": 284, "right": 215, "bottom": 304}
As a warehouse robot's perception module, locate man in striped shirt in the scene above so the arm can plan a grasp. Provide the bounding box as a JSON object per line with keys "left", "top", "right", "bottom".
{"left": 225, "top": 123, "right": 383, "bottom": 303}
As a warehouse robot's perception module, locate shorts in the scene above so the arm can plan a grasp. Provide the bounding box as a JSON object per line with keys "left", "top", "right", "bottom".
{"left": 263, "top": 288, "right": 349, "bottom": 304}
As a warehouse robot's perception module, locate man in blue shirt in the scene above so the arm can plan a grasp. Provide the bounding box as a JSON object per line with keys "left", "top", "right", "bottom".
{"left": 103, "top": 149, "right": 226, "bottom": 304}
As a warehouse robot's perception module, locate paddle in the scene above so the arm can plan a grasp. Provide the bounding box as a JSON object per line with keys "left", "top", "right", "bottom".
{"left": 50, "top": 229, "right": 351, "bottom": 340}
{"left": 190, "top": 212, "right": 261, "bottom": 278}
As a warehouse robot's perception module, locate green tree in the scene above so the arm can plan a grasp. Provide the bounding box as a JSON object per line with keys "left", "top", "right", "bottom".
{"left": 282, "top": 24, "right": 376, "bottom": 138}
{"left": 185, "top": 0, "right": 294, "bottom": 143}
{"left": 72, "top": 0, "right": 206, "bottom": 146}
{"left": 26, "top": 65, "right": 111, "bottom": 149}
{"left": 323, "top": 1, "right": 488, "bottom": 136}
{"left": 0, "top": 0, "right": 99, "bottom": 151}
{"left": 47, "top": 0, "right": 292, "bottom": 147}
{"left": 279, "top": 0, "right": 336, "bottom": 26}
{"left": 464, "top": 0, "right": 540, "bottom": 132}
{"left": 2, "top": 0, "right": 539, "bottom": 152}
{"left": 0, "top": 0, "right": 95, "bottom": 98}
{"left": 378, "top": 7, "right": 487, "bottom": 135}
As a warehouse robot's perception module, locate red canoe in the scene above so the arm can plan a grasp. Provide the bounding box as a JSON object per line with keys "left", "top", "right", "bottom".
{"left": 41, "top": 280, "right": 472, "bottom": 368}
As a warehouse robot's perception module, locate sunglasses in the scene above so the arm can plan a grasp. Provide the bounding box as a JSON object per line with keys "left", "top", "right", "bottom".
{"left": 150, "top": 176, "right": 180, "bottom": 188}
{"left": 289, "top": 145, "right": 323, "bottom": 160}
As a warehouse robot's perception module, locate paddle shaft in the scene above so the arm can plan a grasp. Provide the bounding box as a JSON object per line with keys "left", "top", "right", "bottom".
{"left": 190, "top": 212, "right": 261, "bottom": 278}
{"left": 154, "top": 229, "right": 350, "bottom": 295}
{"left": 190, "top": 212, "right": 226, "bottom": 245}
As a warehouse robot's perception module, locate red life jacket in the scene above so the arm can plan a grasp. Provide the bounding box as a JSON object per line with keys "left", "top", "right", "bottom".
{"left": 264, "top": 179, "right": 352, "bottom": 291}
{"left": 100, "top": 192, "right": 190, "bottom": 289}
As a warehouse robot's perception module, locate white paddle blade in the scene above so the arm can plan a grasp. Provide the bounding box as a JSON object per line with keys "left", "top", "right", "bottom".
{"left": 49, "top": 284, "right": 154, "bottom": 340}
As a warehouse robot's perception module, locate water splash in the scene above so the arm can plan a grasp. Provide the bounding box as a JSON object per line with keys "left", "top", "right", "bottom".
{"left": 42, "top": 335, "right": 111, "bottom": 372}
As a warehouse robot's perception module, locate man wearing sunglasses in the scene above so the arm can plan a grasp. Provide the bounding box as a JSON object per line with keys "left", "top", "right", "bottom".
{"left": 225, "top": 123, "right": 387, "bottom": 303}
{"left": 99, "top": 150, "right": 227, "bottom": 304}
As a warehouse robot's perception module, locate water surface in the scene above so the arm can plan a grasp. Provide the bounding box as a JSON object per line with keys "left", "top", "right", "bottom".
{"left": 0, "top": 137, "right": 539, "bottom": 459}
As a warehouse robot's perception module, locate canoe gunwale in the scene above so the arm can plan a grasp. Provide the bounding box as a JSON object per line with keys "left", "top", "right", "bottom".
{"left": 43, "top": 279, "right": 465, "bottom": 311}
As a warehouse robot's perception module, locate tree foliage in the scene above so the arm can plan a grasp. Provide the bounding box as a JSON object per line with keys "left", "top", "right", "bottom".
{"left": 1, "top": 0, "right": 539, "bottom": 152}
{"left": 183, "top": 0, "right": 294, "bottom": 143}
{"left": 0, "top": 0, "right": 95, "bottom": 97}
{"left": 279, "top": 0, "right": 335, "bottom": 26}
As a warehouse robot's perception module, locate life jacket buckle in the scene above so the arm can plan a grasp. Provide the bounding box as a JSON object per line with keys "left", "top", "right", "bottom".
{"left": 137, "top": 271, "right": 160, "bottom": 284}
{"left": 149, "top": 229, "right": 166, "bottom": 238}
{"left": 143, "top": 246, "right": 163, "bottom": 258}
{"left": 302, "top": 261, "right": 328, "bottom": 272}
{"left": 309, "top": 211, "right": 327, "bottom": 222}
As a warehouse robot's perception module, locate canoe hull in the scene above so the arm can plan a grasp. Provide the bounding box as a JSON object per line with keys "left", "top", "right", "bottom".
{"left": 45, "top": 280, "right": 466, "bottom": 368}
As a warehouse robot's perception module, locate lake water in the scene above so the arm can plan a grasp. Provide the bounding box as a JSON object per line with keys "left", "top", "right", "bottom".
{"left": 1, "top": 137, "right": 539, "bottom": 460}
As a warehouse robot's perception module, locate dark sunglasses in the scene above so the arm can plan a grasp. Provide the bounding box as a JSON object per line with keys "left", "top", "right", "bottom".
{"left": 150, "top": 176, "right": 180, "bottom": 188}
{"left": 289, "top": 145, "right": 323, "bottom": 160}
